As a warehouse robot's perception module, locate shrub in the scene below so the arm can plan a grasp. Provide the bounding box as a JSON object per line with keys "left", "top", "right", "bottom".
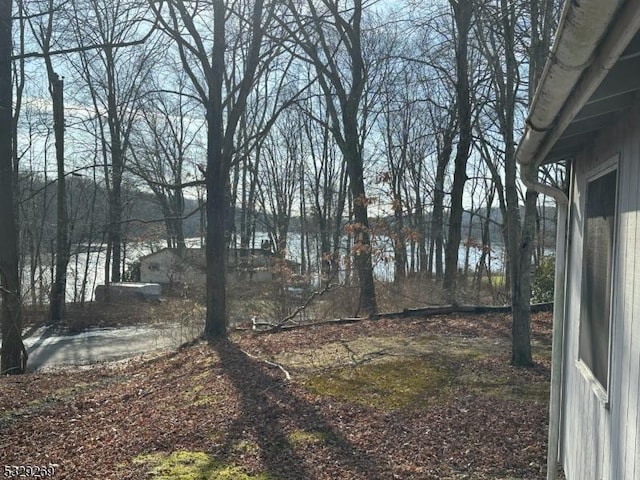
{"left": 532, "top": 255, "right": 555, "bottom": 303}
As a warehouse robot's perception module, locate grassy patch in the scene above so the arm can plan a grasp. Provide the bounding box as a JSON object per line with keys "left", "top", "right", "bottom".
{"left": 304, "top": 357, "right": 451, "bottom": 410}
{"left": 133, "top": 450, "right": 274, "bottom": 480}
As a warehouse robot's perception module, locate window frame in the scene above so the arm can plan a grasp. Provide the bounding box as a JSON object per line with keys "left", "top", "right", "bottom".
{"left": 576, "top": 157, "right": 619, "bottom": 404}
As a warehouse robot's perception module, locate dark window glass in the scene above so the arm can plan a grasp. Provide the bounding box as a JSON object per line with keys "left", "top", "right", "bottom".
{"left": 579, "top": 169, "right": 617, "bottom": 391}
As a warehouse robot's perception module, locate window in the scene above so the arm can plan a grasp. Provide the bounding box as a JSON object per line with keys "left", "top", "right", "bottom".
{"left": 579, "top": 167, "right": 618, "bottom": 392}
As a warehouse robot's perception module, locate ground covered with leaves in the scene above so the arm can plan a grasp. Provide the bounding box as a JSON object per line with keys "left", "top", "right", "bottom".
{"left": 1, "top": 311, "right": 554, "bottom": 479}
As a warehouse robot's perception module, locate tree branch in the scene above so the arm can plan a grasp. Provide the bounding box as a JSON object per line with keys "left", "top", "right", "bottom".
{"left": 239, "top": 348, "right": 291, "bottom": 382}
{"left": 11, "top": 17, "right": 159, "bottom": 60}
{"left": 267, "top": 274, "right": 341, "bottom": 332}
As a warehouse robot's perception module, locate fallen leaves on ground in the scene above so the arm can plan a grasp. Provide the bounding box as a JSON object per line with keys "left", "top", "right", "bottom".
{"left": 1, "top": 312, "right": 553, "bottom": 479}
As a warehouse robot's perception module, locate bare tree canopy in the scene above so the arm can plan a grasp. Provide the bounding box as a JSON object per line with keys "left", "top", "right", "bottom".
{"left": 2, "top": 0, "right": 562, "bottom": 373}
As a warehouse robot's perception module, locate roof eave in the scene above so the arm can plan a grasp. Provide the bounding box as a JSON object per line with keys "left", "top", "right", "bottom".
{"left": 517, "top": 0, "right": 640, "bottom": 167}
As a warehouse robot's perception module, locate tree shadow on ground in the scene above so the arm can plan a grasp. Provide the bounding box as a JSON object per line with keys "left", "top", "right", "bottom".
{"left": 210, "top": 339, "right": 389, "bottom": 480}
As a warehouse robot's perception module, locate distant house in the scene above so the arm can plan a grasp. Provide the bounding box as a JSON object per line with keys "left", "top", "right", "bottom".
{"left": 516, "top": 2, "right": 640, "bottom": 479}
{"left": 139, "top": 244, "right": 301, "bottom": 289}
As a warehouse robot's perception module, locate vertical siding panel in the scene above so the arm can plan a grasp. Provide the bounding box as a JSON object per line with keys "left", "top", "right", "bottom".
{"left": 559, "top": 108, "right": 640, "bottom": 479}
{"left": 562, "top": 150, "right": 588, "bottom": 479}
{"left": 631, "top": 181, "right": 640, "bottom": 478}
{"left": 609, "top": 109, "right": 634, "bottom": 480}
{"left": 615, "top": 143, "right": 625, "bottom": 480}
{"left": 560, "top": 156, "right": 575, "bottom": 476}
{"left": 620, "top": 130, "right": 632, "bottom": 480}
{"left": 624, "top": 109, "right": 640, "bottom": 480}
{"left": 631, "top": 211, "right": 640, "bottom": 479}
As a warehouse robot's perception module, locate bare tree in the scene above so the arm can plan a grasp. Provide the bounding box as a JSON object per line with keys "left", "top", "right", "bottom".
{"left": 256, "top": 111, "right": 302, "bottom": 257}
{"left": 442, "top": 0, "right": 474, "bottom": 299}
{"left": 280, "top": 0, "right": 377, "bottom": 315}
{"left": 150, "top": 0, "right": 292, "bottom": 336}
{"left": 232, "top": 61, "right": 300, "bottom": 254}
{"left": 396, "top": 4, "right": 460, "bottom": 280}
{"left": 66, "top": 0, "right": 157, "bottom": 283}
{"left": 475, "top": 0, "right": 558, "bottom": 365}
{"left": 378, "top": 68, "right": 424, "bottom": 282}
{"left": 24, "top": 0, "right": 71, "bottom": 323}
{"left": 1, "top": 0, "right": 27, "bottom": 374}
{"left": 300, "top": 91, "right": 348, "bottom": 284}
{"left": 427, "top": 98, "right": 457, "bottom": 279}
{"left": 129, "top": 68, "right": 204, "bottom": 253}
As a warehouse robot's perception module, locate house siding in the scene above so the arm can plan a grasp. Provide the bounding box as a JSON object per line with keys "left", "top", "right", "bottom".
{"left": 138, "top": 247, "right": 294, "bottom": 288}
{"left": 561, "top": 101, "right": 640, "bottom": 479}
{"left": 139, "top": 249, "right": 205, "bottom": 287}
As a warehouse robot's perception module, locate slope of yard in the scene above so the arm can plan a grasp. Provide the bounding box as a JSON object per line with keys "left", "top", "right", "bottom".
{"left": 0, "top": 312, "right": 553, "bottom": 479}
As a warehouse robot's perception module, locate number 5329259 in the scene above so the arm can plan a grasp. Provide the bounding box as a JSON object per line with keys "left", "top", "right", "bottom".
{"left": 3, "top": 464, "right": 57, "bottom": 478}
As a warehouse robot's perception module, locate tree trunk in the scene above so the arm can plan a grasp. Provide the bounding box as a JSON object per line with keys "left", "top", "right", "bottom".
{"left": 205, "top": 169, "right": 228, "bottom": 338}
{"left": 299, "top": 162, "right": 307, "bottom": 275}
{"left": 415, "top": 194, "right": 428, "bottom": 276}
{"left": 204, "top": 0, "right": 227, "bottom": 339}
{"left": 393, "top": 192, "right": 406, "bottom": 283}
{"left": 431, "top": 111, "right": 455, "bottom": 279}
{"left": 344, "top": 131, "right": 377, "bottom": 315}
{"left": 108, "top": 150, "right": 123, "bottom": 283}
{"left": 49, "top": 74, "right": 69, "bottom": 324}
{"left": 443, "top": 0, "right": 473, "bottom": 299}
{"left": 331, "top": 166, "right": 348, "bottom": 279}
{"left": 103, "top": 46, "right": 124, "bottom": 284}
{"left": 0, "top": 0, "right": 27, "bottom": 374}
{"left": 511, "top": 191, "right": 537, "bottom": 365}
{"left": 431, "top": 164, "right": 446, "bottom": 278}
{"left": 173, "top": 185, "right": 186, "bottom": 253}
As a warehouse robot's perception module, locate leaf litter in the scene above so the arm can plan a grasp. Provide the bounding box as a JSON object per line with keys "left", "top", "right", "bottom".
{"left": 0, "top": 311, "right": 554, "bottom": 479}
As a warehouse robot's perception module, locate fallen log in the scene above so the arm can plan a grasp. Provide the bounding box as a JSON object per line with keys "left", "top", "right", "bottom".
{"left": 251, "top": 302, "right": 554, "bottom": 334}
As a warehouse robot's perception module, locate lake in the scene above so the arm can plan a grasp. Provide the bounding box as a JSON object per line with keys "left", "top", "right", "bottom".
{"left": 21, "top": 233, "right": 508, "bottom": 304}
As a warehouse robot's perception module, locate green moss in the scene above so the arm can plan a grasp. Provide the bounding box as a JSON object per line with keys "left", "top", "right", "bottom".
{"left": 231, "top": 439, "right": 260, "bottom": 454}
{"left": 304, "top": 358, "right": 450, "bottom": 410}
{"left": 192, "top": 370, "right": 213, "bottom": 382}
{"left": 182, "top": 383, "right": 219, "bottom": 407}
{"left": 413, "top": 334, "right": 505, "bottom": 360}
{"left": 287, "top": 429, "right": 335, "bottom": 447}
{"left": 184, "top": 385, "right": 204, "bottom": 397}
{"left": 133, "top": 450, "right": 274, "bottom": 480}
{"left": 303, "top": 343, "right": 549, "bottom": 409}
{"left": 458, "top": 372, "right": 550, "bottom": 402}
{"left": 193, "top": 394, "right": 218, "bottom": 407}
{"left": 532, "top": 342, "right": 553, "bottom": 355}
{"left": 275, "top": 334, "right": 503, "bottom": 373}
{"left": 275, "top": 332, "right": 550, "bottom": 408}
